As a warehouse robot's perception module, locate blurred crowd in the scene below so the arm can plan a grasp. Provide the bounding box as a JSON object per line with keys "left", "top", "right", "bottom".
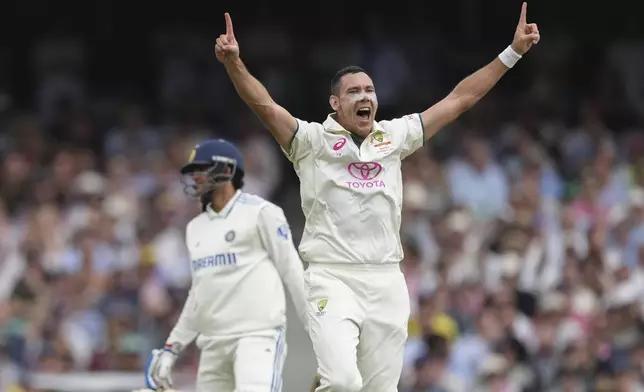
{"left": 397, "top": 68, "right": 644, "bottom": 389}
{"left": 400, "top": 127, "right": 644, "bottom": 391}
{"left": 2, "top": 9, "right": 644, "bottom": 392}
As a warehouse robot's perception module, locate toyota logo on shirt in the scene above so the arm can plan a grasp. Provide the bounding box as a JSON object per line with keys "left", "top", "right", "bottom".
{"left": 346, "top": 162, "right": 385, "bottom": 189}
{"left": 347, "top": 162, "right": 382, "bottom": 180}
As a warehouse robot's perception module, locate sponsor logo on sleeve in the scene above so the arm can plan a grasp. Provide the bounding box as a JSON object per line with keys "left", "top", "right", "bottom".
{"left": 277, "top": 224, "right": 289, "bottom": 240}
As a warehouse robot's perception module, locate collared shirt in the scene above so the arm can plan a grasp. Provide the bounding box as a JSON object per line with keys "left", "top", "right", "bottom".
{"left": 283, "top": 113, "right": 424, "bottom": 264}
{"left": 166, "top": 191, "right": 307, "bottom": 343}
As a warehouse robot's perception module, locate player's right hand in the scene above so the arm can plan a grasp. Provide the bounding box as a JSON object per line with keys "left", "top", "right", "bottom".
{"left": 144, "top": 346, "right": 179, "bottom": 391}
{"left": 215, "top": 13, "right": 240, "bottom": 63}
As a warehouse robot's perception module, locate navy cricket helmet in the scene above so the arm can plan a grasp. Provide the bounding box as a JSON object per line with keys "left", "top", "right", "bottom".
{"left": 180, "top": 139, "right": 245, "bottom": 198}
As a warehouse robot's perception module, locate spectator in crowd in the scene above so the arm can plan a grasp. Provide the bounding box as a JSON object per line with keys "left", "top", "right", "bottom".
{"left": 446, "top": 134, "right": 509, "bottom": 221}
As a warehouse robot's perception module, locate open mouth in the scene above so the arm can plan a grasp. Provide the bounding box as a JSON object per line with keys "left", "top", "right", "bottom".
{"left": 356, "top": 107, "right": 371, "bottom": 121}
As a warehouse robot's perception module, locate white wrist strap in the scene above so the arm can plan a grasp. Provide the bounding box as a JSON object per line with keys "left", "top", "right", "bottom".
{"left": 498, "top": 45, "right": 522, "bottom": 68}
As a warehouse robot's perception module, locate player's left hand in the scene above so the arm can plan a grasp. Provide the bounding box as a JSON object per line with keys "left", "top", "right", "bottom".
{"left": 145, "top": 347, "right": 179, "bottom": 391}
{"left": 511, "top": 2, "right": 540, "bottom": 55}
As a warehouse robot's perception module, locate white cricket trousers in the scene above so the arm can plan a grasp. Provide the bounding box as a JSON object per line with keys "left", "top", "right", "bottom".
{"left": 194, "top": 327, "right": 287, "bottom": 392}
{"left": 305, "top": 263, "right": 410, "bottom": 392}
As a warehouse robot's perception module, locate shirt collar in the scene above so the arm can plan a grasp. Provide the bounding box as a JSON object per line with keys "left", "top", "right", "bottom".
{"left": 206, "top": 190, "right": 242, "bottom": 219}
{"left": 322, "top": 113, "right": 387, "bottom": 136}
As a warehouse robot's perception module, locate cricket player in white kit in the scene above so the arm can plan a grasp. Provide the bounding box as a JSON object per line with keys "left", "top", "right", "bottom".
{"left": 215, "top": 5, "right": 540, "bottom": 391}
{"left": 144, "top": 139, "right": 308, "bottom": 392}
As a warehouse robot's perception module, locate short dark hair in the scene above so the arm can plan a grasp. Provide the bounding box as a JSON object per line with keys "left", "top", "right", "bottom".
{"left": 330, "top": 65, "right": 367, "bottom": 95}
{"left": 231, "top": 168, "right": 245, "bottom": 190}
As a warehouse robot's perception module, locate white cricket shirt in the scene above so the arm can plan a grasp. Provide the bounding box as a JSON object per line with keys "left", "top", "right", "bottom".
{"left": 283, "top": 113, "right": 425, "bottom": 265}
{"left": 166, "top": 191, "right": 307, "bottom": 345}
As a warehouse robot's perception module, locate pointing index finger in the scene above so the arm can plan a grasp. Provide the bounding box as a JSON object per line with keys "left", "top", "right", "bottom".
{"left": 225, "top": 12, "right": 234, "bottom": 38}
{"left": 519, "top": 2, "right": 527, "bottom": 25}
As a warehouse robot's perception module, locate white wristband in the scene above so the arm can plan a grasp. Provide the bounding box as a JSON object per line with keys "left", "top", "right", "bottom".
{"left": 498, "top": 45, "right": 522, "bottom": 68}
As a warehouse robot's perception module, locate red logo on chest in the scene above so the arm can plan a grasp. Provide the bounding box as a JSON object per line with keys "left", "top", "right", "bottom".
{"left": 333, "top": 138, "right": 347, "bottom": 151}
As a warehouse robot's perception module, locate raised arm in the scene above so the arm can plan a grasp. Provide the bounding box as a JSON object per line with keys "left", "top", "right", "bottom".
{"left": 215, "top": 13, "right": 297, "bottom": 150}
{"left": 420, "top": 2, "right": 540, "bottom": 140}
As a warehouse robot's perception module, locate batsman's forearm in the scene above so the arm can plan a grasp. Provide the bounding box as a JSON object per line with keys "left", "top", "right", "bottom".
{"left": 224, "top": 57, "right": 275, "bottom": 110}
{"left": 449, "top": 58, "right": 509, "bottom": 110}
{"left": 282, "top": 259, "right": 309, "bottom": 327}
{"left": 273, "top": 247, "right": 309, "bottom": 327}
{"left": 166, "top": 288, "right": 199, "bottom": 348}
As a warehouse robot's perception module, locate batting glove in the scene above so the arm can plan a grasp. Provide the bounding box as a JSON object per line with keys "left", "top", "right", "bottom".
{"left": 145, "top": 343, "right": 181, "bottom": 391}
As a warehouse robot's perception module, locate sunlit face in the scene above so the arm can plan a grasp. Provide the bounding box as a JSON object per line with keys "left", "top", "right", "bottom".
{"left": 329, "top": 72, "right": 378, "bottom": 137}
